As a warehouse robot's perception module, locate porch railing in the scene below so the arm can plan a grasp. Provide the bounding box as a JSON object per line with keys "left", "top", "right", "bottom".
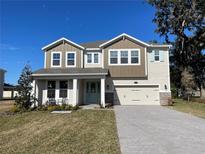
{"left": 46, "top": 98, "right": 69, "bottom": 106}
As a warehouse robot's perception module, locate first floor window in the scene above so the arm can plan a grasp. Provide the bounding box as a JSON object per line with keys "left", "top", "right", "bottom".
{"left": 131, "top": 50, "right": 139, "bottom": 64}
{"left": 52, "top": 53, "right": 61, "bottom": 66}
{"left": 120, "top": 51, "right": 128, "bottom": 64}
{"left": 59, "top": 81, "right": 68, "bottom": 98}
{"left": 47, "top": 81, "right": 56, "bottom": 98}
{"left": 67, "top": 52, "right": 75, "bottom": 66}
{"left": 154, "top": 50, "right": 160, "bottom": 61}
{"left": 110, "top": 51, "right": 118, "bottom": 64}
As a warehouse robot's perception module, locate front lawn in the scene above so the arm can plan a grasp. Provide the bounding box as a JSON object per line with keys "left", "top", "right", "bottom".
{"left": 0, "top": 110, "right": 120, "bottom": 154}
{"left": 169, "top": 99, "right": 205, "bottom": 119}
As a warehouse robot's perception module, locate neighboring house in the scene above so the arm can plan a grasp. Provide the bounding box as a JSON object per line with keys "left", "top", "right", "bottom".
{"left": 32, "top": 33, "right": 171, "bottom": 107}
{"left": 3, "top": 83, "right": 18, "bottom": 99}
{"left": 0, "top": 69, "right": 6, "bottom": 100}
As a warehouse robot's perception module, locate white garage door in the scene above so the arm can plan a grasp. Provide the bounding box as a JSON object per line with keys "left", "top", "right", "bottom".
{"left": 115, "top": 85, "right": 160, "bottom": 105}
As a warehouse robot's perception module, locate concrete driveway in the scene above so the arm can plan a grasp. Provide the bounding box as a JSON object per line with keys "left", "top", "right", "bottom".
{"left": 114, "top": 106, "right": 205, "bottom": 154}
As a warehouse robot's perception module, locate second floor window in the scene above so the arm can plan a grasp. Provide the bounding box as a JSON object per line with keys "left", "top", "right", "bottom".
{"left": 87, "top": 53, "right": 92, "bottom": 63}
{"left": 131, "top": 50, "right": 139, "bottom": 64}
{"left": 109, "top": 49, "right": 140, "bottom": 65}
{"left": 66, "top": 52, "right": 76, "bottom": 67}
{"left": 110, "top": 51, "right": 118, "bottom": 64}
{"left": 87, "top": 52, "right": 99, "bottom": 64}
{"left": 120, "top": 51, "right": 128, "bottom": 64}
{"left": 154, "top": 50, "right": 160, "bottom": 61}
{"left": 94, "top": 53, "right": 99, "bottom": 63}
{"left": 52, "top": 52, "right": 61, "bottom": 67}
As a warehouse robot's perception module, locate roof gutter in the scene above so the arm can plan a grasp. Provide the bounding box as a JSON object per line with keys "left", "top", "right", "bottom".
{"left": 32, "top": 73, "right": 108, "bottom": 77}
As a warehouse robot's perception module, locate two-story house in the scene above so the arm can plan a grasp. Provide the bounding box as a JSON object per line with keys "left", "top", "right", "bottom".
{"left": 32, "top": 33, "right": 171, "bottom": 107}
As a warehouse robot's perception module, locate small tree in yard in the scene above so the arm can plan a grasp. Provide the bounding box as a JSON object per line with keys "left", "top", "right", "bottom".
{"left": 181, "top": 68, "right": 196, "bottom": 102}
{"left": 15, "top": 65, "right": 33, "bottom": 110}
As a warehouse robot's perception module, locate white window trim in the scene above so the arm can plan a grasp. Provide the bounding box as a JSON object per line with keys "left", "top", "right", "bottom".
{"left": 59, "top": 80, "right": 69, "bottom": 99}
{"left": 47, "top": 80, "right": 56, "bottom": 98}
{"left": 85, "top": 52, "right": 100, "bottom": 64}
{"left": 154, "top": 50, "right": 160, "bottom": 62}
{"left": 65, "top": 51, "right": 76, "bottom": 67}
{"left": 51, "top": 52, "right": 62, "bottom": 67}
{"left": 108, "top": 49, "right": 141, "bottom": 66}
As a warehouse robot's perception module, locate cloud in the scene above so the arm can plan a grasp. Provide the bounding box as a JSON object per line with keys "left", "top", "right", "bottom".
{"left": 0, "top": 43, "right": 19, "bottom": 51}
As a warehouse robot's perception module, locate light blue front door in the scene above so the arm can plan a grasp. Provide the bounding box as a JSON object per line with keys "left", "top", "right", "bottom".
{"left": 85, "top": 81, "right": 100, "bottom": 104}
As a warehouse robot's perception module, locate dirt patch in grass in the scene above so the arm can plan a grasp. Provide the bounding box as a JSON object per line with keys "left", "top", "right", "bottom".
{"left": 0, "top": 110, "right": 120, "bottom": 154}
{"left": 0, "top": 100, "right": 14, "bottom": 112}
{"left": 168, "top": 99, "right": 205, "bottom": 119}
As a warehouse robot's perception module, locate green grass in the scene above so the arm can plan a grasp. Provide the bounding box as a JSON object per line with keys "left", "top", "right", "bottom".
{"left": 0, "top": 110, "right": 120, "bottom": 154}
{"left": 168, "top": 99, "right": 205, "bottom": 119}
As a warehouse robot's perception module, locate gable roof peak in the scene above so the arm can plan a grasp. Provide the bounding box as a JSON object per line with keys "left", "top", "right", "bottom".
{"left": 99, "top": 33, "right": 150, "bottom": 48}
{"left": 42, "top": 37, "right": 85, "bottom": 51}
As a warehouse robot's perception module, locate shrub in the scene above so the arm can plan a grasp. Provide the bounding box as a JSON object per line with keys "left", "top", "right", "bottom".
{"left": 61, "top": 104, "right": 66, "bottom": 110}
{"left": 167, "top": 98, "right": 173, "bottom": 106}
{"left": 105, "top": 103, "right": 113, "bottom": 108}
{"left": 47, "top": 105, "right": 62, "bottom": 111}
{"left": 64, "top": 105, "right": 73, "bottom": 110}
{"left": 37, "top": 105, "right": 48, "bottom": 111}
{"left": 10, "top": 105, "right": 20, "bottom": 113}
{"left": 40, "top": 104, "right": 81, "bottom": 112}
{"left": 71, "top": 105, "right": 80, "bottom": 111}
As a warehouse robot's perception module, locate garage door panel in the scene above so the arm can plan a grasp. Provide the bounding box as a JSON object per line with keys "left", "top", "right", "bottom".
{"left": 115, "top": 86, "right": 159, "bottom": 105}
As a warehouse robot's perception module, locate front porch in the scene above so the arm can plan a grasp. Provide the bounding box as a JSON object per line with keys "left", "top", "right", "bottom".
{"left": 32, "top": 68, "right": 108, "bottom": 107}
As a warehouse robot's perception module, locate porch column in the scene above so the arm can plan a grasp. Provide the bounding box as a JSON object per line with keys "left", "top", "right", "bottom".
{"left": 101, "top": 77, "right": 105, "bottom": 108}
{"left": 73, "top": 79, "right": 78, "bottom": 106}
{"left": 42, "top": 80, "right": 47, "bottom": 105}
{"left": 35, "top": 80, "right": 39, "bottom": 106}
{"left": 56, "top": 80, "right": 60, "bottom": 101}
{"left": 32, "top": 80, "right": 36, "bottom": 97}
{"left": 32, "top": 79, "right": 38, "bottom": 106}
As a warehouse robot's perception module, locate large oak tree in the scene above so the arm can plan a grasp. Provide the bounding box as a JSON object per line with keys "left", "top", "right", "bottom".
{"left": 148, "top": 0, "right": 205, "bottom": 97}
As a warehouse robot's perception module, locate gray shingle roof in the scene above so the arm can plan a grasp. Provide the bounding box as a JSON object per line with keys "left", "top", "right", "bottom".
{"left": 80, "top": 40, "right": 107, "bottom": 48}
{"left": 32, "top": 68, "right": 108, "bottom": 75}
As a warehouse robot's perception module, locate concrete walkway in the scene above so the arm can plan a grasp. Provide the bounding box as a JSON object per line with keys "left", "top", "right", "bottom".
{"left": 114, "top": 106, "right": 205, "bottom": 154}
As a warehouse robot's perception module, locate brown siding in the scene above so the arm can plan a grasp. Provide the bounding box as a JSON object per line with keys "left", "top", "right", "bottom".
{"left": 104, "top": 38, "right": 146, "bottom": 77}
{"left": 45, "top": 42, "right": 82, "bottom": 68}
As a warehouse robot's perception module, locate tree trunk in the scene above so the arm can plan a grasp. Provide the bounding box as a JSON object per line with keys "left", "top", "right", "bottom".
{"left": 200, "top": 86, "right": 202, "bottom": 98}
{"left": 188, "top": 94, "right": 190, "bottom": 102}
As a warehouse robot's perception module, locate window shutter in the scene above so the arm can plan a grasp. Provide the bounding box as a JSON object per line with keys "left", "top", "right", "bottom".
{"left": 159, "top": 50, "right": 164, "bottom": 62}
{"left": 149, "top": 50, "right": 154, "bottom": 62}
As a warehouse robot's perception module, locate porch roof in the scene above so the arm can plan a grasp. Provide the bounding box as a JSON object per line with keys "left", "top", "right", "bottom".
{"left": 32, "top": 68, "right": 108, "bottom": 77}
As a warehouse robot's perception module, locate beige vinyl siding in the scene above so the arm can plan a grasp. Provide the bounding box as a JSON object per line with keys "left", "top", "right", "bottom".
{"left": 45, "top": 42, "right": 82, "bottom": 68}
{"left": 111, "top": 47, "right": 170, "bottom": 92}
{"left": 103, "top": 38, "right": 146, "bottom": 77}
